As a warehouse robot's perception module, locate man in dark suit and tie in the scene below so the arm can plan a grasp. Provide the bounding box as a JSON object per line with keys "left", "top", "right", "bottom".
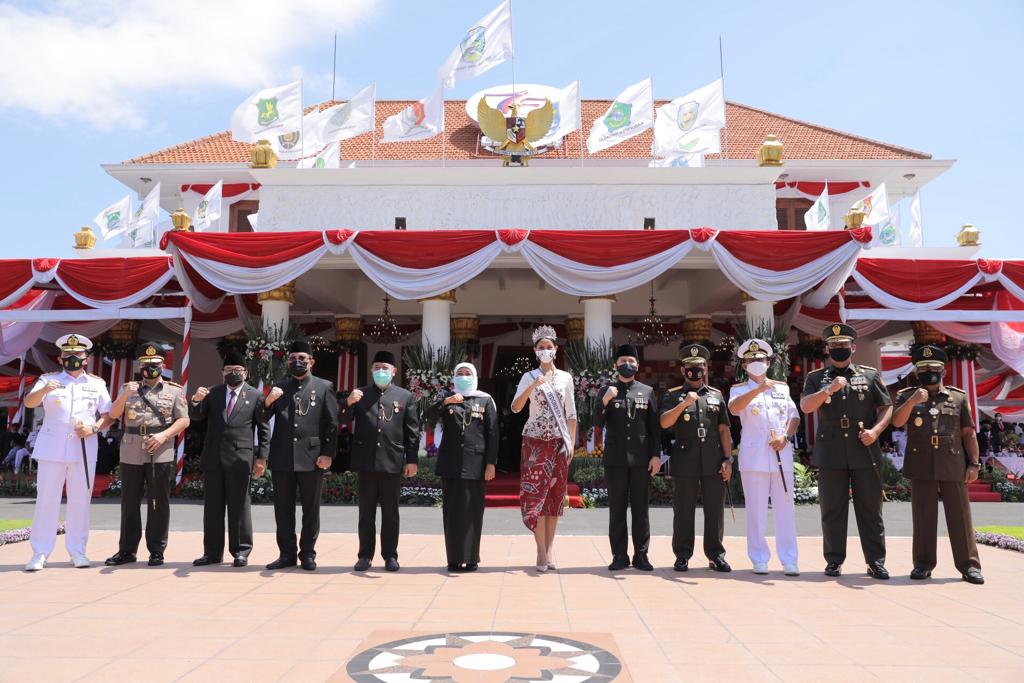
{"left": 262, "top": 340, "right": 338, "bottom": 571}
{"left": 343, "top": 350, "right": 420, "bottom": 572}
{"left": 189, "top": 352, "right": 269, "bottom": 568}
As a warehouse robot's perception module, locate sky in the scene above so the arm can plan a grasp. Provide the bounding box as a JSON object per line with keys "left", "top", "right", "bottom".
{"left": 0, "top": 0, "right": 1021, "bottom": 258}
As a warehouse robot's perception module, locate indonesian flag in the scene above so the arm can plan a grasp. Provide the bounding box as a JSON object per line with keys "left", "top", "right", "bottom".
{"left": 653, "top": 78, "right": 725, "bottom": 158}
{"left": 534, "top": 81, "right": 581, "bottom": 148}
{"left": 587, "top": 78, "right": 654, "bottom": 154}
{"left": 93, "top": 195, "right": 132, "bottom": 240}
{"left": 307, "top": 83, "right": 376, "bottom": 145}
{"left": 382, "top": 84, "right": 444, "bottom": 143}
{"left": 804, "top": 182, "right": 831, "bottom": 231}
{"left": 437, "top": 0, "right": 513, "bottom": 88}
{"left": 297, "top": 140, "right": 340, "bottom": 169}
{"left": 230, "top": 80, "right": 303, "bottom": 144}
{"left": 192, "top": 180, "right": 223, "bottom": 232}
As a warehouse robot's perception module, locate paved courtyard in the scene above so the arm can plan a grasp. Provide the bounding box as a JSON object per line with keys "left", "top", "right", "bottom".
{"left": 1, "top": 528, "right": 1022, "bottom": 682}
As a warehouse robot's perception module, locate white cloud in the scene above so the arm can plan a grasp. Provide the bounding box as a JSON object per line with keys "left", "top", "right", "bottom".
{"left": 0, "top": 0, "right": 379, "bottom": 130}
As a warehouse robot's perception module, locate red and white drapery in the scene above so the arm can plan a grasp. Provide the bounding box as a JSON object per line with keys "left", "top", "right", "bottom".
{"left": 801, "top": 356, "right": 825, "bottom": 448}
{"left": 0, "top": 257, "right": 174, "bottom": 311}
{"left": 947, "top": 358, "right": 979, "bottom": 424}
{"left": 163, "top": 228, "right": 871, "bottom": 310}
{"left": 337, "top": 351, "right": 359, "bottom": 393}
{"left": 881, "top": 355, "right": 913, "bottom": 386}
{"left": 774, "top": 181, "right": 870, "bottom": 199}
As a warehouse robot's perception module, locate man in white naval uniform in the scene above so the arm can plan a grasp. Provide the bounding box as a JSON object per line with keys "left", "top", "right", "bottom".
{"left": 23, "top": 334, "right": 112, "bottom": 571}
{"left": 727, "top": 339, "right": 801, "bottom": 576}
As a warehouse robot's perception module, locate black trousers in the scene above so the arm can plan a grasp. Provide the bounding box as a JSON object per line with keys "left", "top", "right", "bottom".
{"left": 357, "top": 472, "right": 402, "bottom": 561}
{"left": 203, "top": 462, "right": 253, "bottom": 559}
{"left": 441, "top": 478, "right": 486, "bottom": 566}
{"left": 606, "top": 465, "right": 651, "bottom": 559}
{"left": 672, "top": 474, "right": 726, "bottom": 562}
{"left": 118, "top": 462, "right": 173, "bottom": 556}
{"left": 819, "top": 466, "right": 886, "bottom": 565}
{"left": 271, "top": 469, "right": 323, "bottom": 560}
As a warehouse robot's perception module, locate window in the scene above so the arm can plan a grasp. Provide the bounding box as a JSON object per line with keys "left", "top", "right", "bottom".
{"left": 229, "top": 200, "right": 259, "bottom": 233}
{"left": 776, "top": 198, "right": 814, "bottom": 231}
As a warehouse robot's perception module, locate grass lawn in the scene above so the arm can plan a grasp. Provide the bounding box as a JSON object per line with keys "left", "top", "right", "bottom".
{"left": 976, "top": 526, "right": 1024, "bottom": 541}
{"left": 0, "top": 519, "right": 31, "bottom": 532}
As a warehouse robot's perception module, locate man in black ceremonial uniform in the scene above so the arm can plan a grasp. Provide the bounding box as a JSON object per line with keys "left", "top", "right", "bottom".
{"left": 344, "top": 350, "right": 421, "bottom": 572}
{"left": 660, "top": 344, "right": 733, "bottom": 573}
{"left": 800, "top": 323, "right": 892, "bottom": 579}
{"left": 594, "top": 344, "right": 660, "bottom": 571}
{"left": 189, "top": 352, "right": 270, "bottom": 568}
{"left": 262, "top": 340, "right": 338, "bottom": 571}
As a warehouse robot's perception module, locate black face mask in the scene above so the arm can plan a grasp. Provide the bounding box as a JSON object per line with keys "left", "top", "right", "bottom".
{"left": 684, "top": 367, "right": 705, "bottom": 382}
{"left": 61, "top": 356, "right": 84, "bottom": 372}
{"left": 225, "top": 371, "right": 244, "bottom": 387}
{"left": 828, "top": 347, "right": 853, "bottom": 362}
{"left": 616, "top": 363, "right": 638, "bottom": 378}
{"left": 141, "top": 365, "right": 162, "bottom": 380}
{"left": 918, "top": 370, "right": 943, "bottom": 386}
{"left": 288, "top": 360, "right": 309, "bottom": 377}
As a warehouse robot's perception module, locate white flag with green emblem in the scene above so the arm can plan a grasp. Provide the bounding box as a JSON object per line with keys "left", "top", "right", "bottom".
{"left": 307, "top": 84, "right": 376, "bottom": 145}
{"left": 534, "top": 81, "right": 581, "bottom": 148}
{"left": 382, "top": 84, "right": 445, "bottom": 143}
{"left": 131, "top": 182, "right": 162, "bottom": 233}
{"left": 653, "top": 79, "right": 725, "bottom": 158}
{"left": 850, "top": 183, "right": 890, "bottom": 244}
{"left": 230, "top": 80, "right": 303, "bottom": 143}
{"left": 587, "top": 78, "right": 654, "bottom": 154}
{"left": 438, "top": 0, "right": 513, "bottom": 88}
{"left": 297, "top": 141, "right": 340, "bottom": 169}
{"left": 803, "top": 183, "right": 831, "bottom": 231}
{"left": 93, "top": 195, "right": 132, "bottom": 240}
{"left": 192, "top": 181, "right": 223, "bottom": 232}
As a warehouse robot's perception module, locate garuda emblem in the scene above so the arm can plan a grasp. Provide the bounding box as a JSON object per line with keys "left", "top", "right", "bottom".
{"left": 477, "top": 98, "right": 554, "bottom": 167}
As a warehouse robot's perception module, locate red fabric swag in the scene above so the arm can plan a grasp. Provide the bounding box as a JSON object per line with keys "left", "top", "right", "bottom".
{"left": 527, "top": 229, "right": 690, "bottom": 267}
{"left": 855, "top": 259, "right": 980, "bottom": 304}
{"left": 715, "top": 230, "right": 857, "bottom": 270}
{"left": 56, "top": 257, "right": 171, "bottom": 304}
{"left": 164, "top": 230, "right": 327, "bottom": 267}
{"left": 354, "top": 230, "right": 497, "bottom": 268}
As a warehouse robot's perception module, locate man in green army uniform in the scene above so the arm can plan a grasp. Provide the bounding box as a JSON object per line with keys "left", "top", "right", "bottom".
{"left": 105, "top": 343, "right": 190, "bottom": 567}
{"left": 660, "top": 344, "right": 733, "bottom": 573}
{"left": 892, "top": 345, "right": 984, "bottom": 584}
{"left": 800, "top": 323, "right": 892, "bottom": 579}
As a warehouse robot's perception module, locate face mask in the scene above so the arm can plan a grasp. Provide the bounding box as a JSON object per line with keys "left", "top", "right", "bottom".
{"left": 287, "top": 360, "right": 309, "bottom": 377}
{"left": 536, "top": 348, "right": 556, "bottom": 363}
{"left": 917, "top": 370, "right": 943, "bottom": 386}
{"left": 684, "top": 367, "right": 705, "bottom": 382}
{"left": 61, "top": 355, "right": 84, "bottom": 372}
{"left": 453, "top": 375, "right": 477, "bottom": 394}
{"left": 141, "top": 365, "right": 162, "bottom": 380}
{"left": 828, "top": 347, "right": 853, "bottom": 362}
{"left": 616, "top": 363, "right": 638, "bottom": 378}
{"left": 745, "top": 361, "right": 768, "bottom": 377}
{"left": 373, "top": 369, "right": 393, "bottom": 388}
{"left": 225, "top": 371, "right": 244, "bottom": 387}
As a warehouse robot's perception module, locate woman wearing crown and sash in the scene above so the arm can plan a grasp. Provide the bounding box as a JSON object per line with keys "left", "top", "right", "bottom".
{"left": 511, "top": 325, "right": 577, "bottom": 572}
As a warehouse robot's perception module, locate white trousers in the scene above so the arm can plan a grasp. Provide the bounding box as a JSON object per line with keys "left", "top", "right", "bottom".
{"left": 30, "top": 459, "right": 93, "bottom": 557}
{"left": 741, "top": 470, "right": 798, "bottom": 566}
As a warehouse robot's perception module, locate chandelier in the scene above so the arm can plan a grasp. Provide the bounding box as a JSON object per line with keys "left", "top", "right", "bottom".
{"left": 502, "top": 322, "right": 535, "bottom": 377}
{"left": 365, "top": 293, "right": 401, "bottom": 344}
{"left": 633, "top": 282, "right": 674, "bottom": 346}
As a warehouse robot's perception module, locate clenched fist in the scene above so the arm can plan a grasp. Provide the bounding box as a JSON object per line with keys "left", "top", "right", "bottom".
{"left": 828, "top": 376, "right": 848, "bottom": 394}
{"left": 265, "top": 386, "right": 284, "bottom": 406}
{"left": 685, "top": 391, "right": 700, "bottom": 405}
{"left": 603, "top": 386, "right": 618, "bottom": 406}
{"left": 444, "top": 393, "right": 465, "bottom": 405}
{"left": 910, "top": 387, "right": 929, "bottom": 405}
{"left": 347, "top": 388, "right": 363, "bottom": 406}
{"left": 124, "top": 381, "right": 139, "bottom": 394}
{"left": 45, "top": 379, "right": 62, "bottom": 393}
{"left": 192, "top": 386, "right": 209, "bottom": 403}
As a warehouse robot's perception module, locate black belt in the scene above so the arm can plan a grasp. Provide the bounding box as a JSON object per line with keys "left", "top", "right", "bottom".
{"left": 124, "top": 425, "right": 157, "bottom": 436}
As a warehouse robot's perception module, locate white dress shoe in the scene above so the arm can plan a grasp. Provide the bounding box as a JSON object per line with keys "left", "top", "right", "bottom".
{"left": 783, "top": 564, "right": 800, "bottom": 576}
{"left": 25, "top": 554, "right": 46, "bottom": 572}
{"left": 71, "top": 554, "right": 91, "bottom": 569}
{"left": 752, "top": 562, "right": 769, "bottom": 575}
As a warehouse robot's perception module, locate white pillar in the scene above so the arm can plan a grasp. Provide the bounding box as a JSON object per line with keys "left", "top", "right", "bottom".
{"left": 419, "top": 291, "right": 455, "bottom": 351}
{"left": 742, "top": 295, "right": 775, "bottom": 337}
{"left": 581, "top": 296, "right": 615, "bottom": 347}
{"left": 257, "top": 281, "right": 295, "bottom": 334}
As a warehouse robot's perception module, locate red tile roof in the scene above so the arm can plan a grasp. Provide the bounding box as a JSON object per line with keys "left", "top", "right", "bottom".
{"left": 124, "top": 100, "right": 930, "bottom": 164}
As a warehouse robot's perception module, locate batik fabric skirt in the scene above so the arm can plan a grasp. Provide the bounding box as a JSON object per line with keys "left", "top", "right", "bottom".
{"left": 520, "top": 436, "right": 568, "bottom": 531}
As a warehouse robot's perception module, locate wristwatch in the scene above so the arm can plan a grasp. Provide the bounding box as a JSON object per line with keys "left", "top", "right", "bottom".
{"left": 967, "top": 462, "right": 980, "bottom": 468}
{"left": 722, "top": 456, "right": 734, "bottom": 465}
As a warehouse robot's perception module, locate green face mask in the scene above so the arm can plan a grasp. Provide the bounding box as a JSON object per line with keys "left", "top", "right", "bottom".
{"left": 373, "top": 369, "right": 393, "bottom": 388}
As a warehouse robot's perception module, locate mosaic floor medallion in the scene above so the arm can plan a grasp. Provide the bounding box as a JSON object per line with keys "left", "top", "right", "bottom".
{"left": 340, "top": 630, "right": 627, "bottom": 682}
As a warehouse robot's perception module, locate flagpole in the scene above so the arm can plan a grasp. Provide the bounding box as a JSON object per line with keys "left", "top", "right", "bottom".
{"left": 331, "top": 32, "right": 337, "bottom": 101}
{"left": 509, "top": 0, "right": 517, "bottom": 106}
{"left": 441, "top": 83, "right": 447, "bottom": 168}
{"left": 371, "top": 82, "right": 377, "bottom": 168}
{"left": 578, "top": 79, "right": 585, "bottom": 167}
{"left": 719, "top": 35, "right": 729, "bottom": 162}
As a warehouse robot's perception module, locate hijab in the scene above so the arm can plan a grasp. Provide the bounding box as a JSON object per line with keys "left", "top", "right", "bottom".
{"left": 452, "top": 362, "right": 490, "bottom": 399}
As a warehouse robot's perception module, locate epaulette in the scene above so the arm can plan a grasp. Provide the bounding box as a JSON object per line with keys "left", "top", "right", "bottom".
{"left": 87, "top": 372, "right": 103, "bottom": 380}
{"left": 163, "top": 380, "right": 182, "bottom": 388}
{"left": 707, "top": 386, "right": 723, "bottom": 393}
{"left": 946, "top": 386, "right": 966, "bottom": 394}
{"left": 856, "top": 364, "right": 877, "bottom": 371}
{"left": 732, "top": 382, "right": 746, "bottom": 388}
{"left": 896, "top": 386, "right": 915, "bottom": 394}
{"left": 666, "top": 386, "right": 683, "bottom": 393}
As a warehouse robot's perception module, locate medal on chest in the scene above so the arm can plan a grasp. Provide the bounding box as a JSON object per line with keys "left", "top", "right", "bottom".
{"left": 683, "top": 413, "right": 691, "bottom": 422}
{"left": 914, "top": 416, "right": 923, "bottom": 427}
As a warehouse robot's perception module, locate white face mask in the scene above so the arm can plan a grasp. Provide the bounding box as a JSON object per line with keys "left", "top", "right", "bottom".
{"left": 536, "top": 348, "right": 557, "bottom": 363}
{"left": 746, "top": 361, "right": 768, "bottom": 377}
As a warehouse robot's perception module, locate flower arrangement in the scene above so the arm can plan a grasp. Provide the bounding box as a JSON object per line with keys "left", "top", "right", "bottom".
{"left": 403, "top": 343, "right": 467, "bottom": 424}
{"left": 244, "top": 322, "right": 302, "bottom": 385}
{"left": 975, "top": 531, "right": 1024, "bottom": 553}
{"left": 565, "top": 338, "right": 617, "bottom": 438}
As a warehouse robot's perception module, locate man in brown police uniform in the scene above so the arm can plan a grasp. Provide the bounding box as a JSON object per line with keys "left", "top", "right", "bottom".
{"left": 892, "top": 345, "right": 984, "bottom": 584}
{"left": 105, "top": 343, "right": 190, "bottom": 567}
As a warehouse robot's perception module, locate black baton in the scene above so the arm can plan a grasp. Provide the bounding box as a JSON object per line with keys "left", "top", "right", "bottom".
{"left": 80, "top": 436, "right": 91, "bottom": 492}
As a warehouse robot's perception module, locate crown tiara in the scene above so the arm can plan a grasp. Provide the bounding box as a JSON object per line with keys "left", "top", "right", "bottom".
{"left": 531, "top": 325, "right": 558, "bottom": 344}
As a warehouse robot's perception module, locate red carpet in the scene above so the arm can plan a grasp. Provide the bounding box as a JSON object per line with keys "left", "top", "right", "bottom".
{"left": 485, "top": 472, "right": 584, "bottom": 509}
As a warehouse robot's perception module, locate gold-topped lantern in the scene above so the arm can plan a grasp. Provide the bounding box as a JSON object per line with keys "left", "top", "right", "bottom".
{"left": 73, "top": 226, "right": 97, "bottom": 250}
{"left": 250, "top": 139, "right": 278, "bottom": 169}
{"left": 758, "top": 134, "right": 784, "bottom": 167}
{"left": 170, "top": 208, "right": 192, "bottom": 231}
{"left": 956, "top": 223, "right": 981, "bottom": 247}
{"left": 843, "top": 208, "right": 867, "bottom": 230}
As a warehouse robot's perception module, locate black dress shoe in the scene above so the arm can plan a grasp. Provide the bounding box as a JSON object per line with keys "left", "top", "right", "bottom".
{"left": 910, "top": 567, "right": 932, "bottom": 580}
{"left": 867, "top": 561, "right": 890, "bottom": 580}
{"left": 447, "top": 563, "right": 459, "bottom": 572}
{"left": 384, "top": 557, "right": 400, "bottom": 572}
{"left": 673, "top": 559, "right": 689, "bottom": 572}
{"left": 300, "top": 556, "right": 317, "bottom": 571}
{"left": 266, "top": 557, "right": 297, "bottom": 570}
{"left": 192, "top": 555, "right": 222, "bottom": 567}
{"left": 607, "top": 555, "right": 630, "bottom": 571}
{"left": 147, "top": 554, "right": 164, "bottom": 567}
{"left": 962, "top": 568, "right": 985, "bottom": 585}
{"left": 232, "top": 556, "right": 248, "bottom": 568}
{"left": 354, "top": 557, "right": 372, "bottom": 572}
{"left": 824, "top": 562, "right": 842, "bottom": 577}
{"left": 632, "top": 553, "right": 654, "bottom": 571}
{"left": 708, "top": 557, "right": 732, "bottom": 573}
{"left": 104, "top": 551, "right": 136, "bottom": 566}
{"left": 463, "top": 563, "right": 478, "bottom": 572}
